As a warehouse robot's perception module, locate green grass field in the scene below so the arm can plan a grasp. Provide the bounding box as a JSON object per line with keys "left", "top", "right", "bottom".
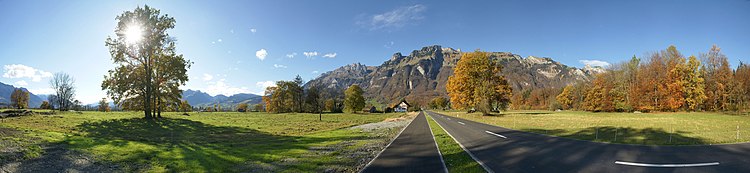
{"left": 425, "top": 114, "right": 485, "bottom": 173}
{"left": 433, "top": 110, "right": 750, "bottom": 145}
{"left": 0, "top": 111, "right": 406, "bottom": 172}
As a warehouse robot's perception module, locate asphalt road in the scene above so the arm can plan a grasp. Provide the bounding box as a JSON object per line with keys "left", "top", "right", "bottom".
{"left": 426, "top": 111, "right": 750, "bottom": 173}
{"left": 361, "top": 112, "right": 447, "bottom": 173}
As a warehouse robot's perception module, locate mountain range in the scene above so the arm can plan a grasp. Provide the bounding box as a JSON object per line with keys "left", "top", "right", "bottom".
{"left": 0, "top": 81, "right": 262, "bottom": 109}
{"left": 305, "top": 45, "right": 604, "bottom": 107}
{"left": 181, "top": 89, "right": 262, "bottom": 109}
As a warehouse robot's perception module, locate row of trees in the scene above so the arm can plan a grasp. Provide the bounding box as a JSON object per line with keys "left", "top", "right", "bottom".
{"left": 557, "top": 45, "right": 750, "bottom": 112}
{"left": 509, "top": 88, "right": 560, "bottom": 110}
{"left": 102, "top": 6, "right": 192, "bottom": 119}
{"left": 262, "top": 75, "right": 367, "bottom": 117}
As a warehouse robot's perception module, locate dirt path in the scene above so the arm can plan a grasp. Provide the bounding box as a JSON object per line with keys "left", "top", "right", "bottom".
{"left": 1, "top": 144, "right": 121, "bottom": 173}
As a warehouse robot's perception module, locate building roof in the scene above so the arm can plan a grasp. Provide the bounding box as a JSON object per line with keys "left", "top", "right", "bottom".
{"left": 392, "top": 99, "right": 410, "bottom": 108}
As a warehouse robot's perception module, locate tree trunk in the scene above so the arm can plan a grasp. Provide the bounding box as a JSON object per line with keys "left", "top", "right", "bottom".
{"left": 144, "top": 60, "right": 152, "bottom": 119}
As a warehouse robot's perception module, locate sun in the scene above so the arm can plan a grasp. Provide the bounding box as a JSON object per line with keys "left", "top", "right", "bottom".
{"left": 124, "top": 22, "right": 143, "bottom": 44}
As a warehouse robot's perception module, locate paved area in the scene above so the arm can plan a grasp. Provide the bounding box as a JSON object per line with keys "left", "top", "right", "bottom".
{"left": 427, "top": 111, "right": 750, "bottom": 173}
{"left": 361, "top": 112, "right": 447, "bottom": 173}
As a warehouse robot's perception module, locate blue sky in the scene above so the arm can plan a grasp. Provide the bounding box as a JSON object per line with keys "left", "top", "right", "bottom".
{"left": 1, "top": 0, "right": 748, "bottom": 104}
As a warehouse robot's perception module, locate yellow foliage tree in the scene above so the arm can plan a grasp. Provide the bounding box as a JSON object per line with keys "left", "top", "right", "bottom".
{"left": 446, "top": 51, "right": 512, "bottom": 114}
{"left": 556, "top": 85, "right": 574, "bottom": 110}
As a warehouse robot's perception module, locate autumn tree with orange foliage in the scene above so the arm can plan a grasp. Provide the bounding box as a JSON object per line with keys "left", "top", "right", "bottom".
{"left": 447, "top": 51, "right": 512, "bottom": 115}
{"left": 702, "top": 45, "right": 733, "bottom": 111}
{"left": 564, "top": 45, "right": 749, "bottom": 113}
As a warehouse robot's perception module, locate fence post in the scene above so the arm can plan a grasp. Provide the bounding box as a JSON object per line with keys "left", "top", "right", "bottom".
{"left": 614, "top": 128, "right": 618, "bottom": 142}
{"left": 737, "top": 125, "right": 740, "bottom": 141}
{"left": 595, "top": 127, "right": 598, "bottom": 140}
{"left": 669, "top": 127, "right": 673, "bottom": 144}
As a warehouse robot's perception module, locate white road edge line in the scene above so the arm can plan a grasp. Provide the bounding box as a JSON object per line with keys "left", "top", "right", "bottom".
{"left": 427, "top": 112, "right": 495, "bottom": 173}
{"left": 458, "top": 122, "right": 465, "bottom": 125}
{"left": 425, "top": 112, "right": 450, "bottom": 173}
{"left": 614, "top": 161, "right": 720, "bottom": 167}
{"left": 485, "top": 131, "right": 508, "bottom": 139}
{"left": 359, "top": 112, "right": 418, "bottom": 173}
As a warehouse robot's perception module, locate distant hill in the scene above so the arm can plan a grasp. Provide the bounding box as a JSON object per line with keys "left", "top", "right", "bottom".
{"left": 0, "top": 82, "right": 44, "bottom": 108}
{"left": 182, "top": 89, "right": 262, "bottom": 109}
{"left": 305, "top": 45, "right": 605, "bottom": 107}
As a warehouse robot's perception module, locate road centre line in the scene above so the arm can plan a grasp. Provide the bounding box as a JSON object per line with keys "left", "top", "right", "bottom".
{"left": 485, "top": 131, "right": 508, "bottom": 139}
{"left": 458, "top": 122, "right": 465, "bottom": 125}
{"left": 614, "top": 161, "right": 719, "bottom": 167}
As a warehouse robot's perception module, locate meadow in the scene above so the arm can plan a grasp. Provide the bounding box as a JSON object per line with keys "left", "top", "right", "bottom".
{"left": 0, "top": 110, "right": 407, "bottom": 172}
{"left": 433, "top": 110, "right": 750, "bottom": 145}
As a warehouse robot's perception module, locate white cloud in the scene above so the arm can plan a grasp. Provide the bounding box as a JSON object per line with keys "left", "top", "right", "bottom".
{"left": 384, "top": 41, "right": 395, "bottom": 48}
{"left": 2, "top": 64, "right": 53, "bottom": 82}
{"left": 250, "top": 28, "right": 257, "bottom": 33}
{"left": 312, "top": 71, "right": 319, "bottom": 74}
{"left": 256, "top": 49, "right": 268, "bottom": 60}
{"left": 273, "top": 64, "right": 288, "bottom": 69}
{"left": 253, "top": 80, "right": 276, "bottom": 95}
{"left": 323, "top": 53, "right": 337, "bottom": 58}
{"left": 230, "top": 29, "right": 234, "bottom": 34}
{"left": 303, "top": 51, "right": 318, "bottom": 58}
{"left": 205, "top": 79, "right": 250, "bottom": 96}
{"left": 286, "top": 52, "right": 297, "bottom": 58}
{"left": 14, "top": 80, "right": 28, "bottom": 86}
{"left": 29, "top": 88, "right": 54, "bottom": 95}
{"left": 202, "top": 73, "right": 213, "bottom": 81}
{"left": 217, "top": 39, "right": 223, "bottom": 43}
{"left": 579, "top": 60, "right": 610, "bottom": 67}
{"left": 358, "top": 4, "right": 427, "bottom": 30}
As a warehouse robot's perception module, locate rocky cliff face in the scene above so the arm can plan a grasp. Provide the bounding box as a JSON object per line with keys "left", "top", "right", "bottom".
{"left": 305, "top": 45, "right": 603, "bottom": 106}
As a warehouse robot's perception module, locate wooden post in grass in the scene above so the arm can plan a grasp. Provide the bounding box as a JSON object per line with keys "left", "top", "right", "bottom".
{"left": 614, "top": 128, "right": 618, "bottom": 142}
{"left": 738, "top": 125, "right": 740, "bottom": 141}
{"left": 669, "top": 127, "right": 673, "bottom": 144}
{"left": 595, "top": 127, "right": 598, "bottom": 140}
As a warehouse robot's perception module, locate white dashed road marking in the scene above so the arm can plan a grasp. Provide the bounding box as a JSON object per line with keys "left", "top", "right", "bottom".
{"left": 458, "top": 122, "right": 465, "bottom": 125}
{"left": 485, "top": 131, "right": 508, "bottom": 139}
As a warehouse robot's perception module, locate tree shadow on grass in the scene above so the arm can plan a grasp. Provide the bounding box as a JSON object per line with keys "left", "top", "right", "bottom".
{"left": 61, "top": 118, "right": 375, "bottom": 172}
{"left": 521, "top": 126, "right": 709, "bottom": 145}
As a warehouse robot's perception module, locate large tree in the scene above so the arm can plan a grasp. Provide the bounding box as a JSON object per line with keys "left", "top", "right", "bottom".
{"left": 305, "top": 85, "right": 324, "bottom": 120}
{"left": 684, "top": 55, "right": 707, "bottom": 111}
{"left": 102, "top": 5, "right": 192, "bottom": 118}
{"left": 49, "top": 72, "right": 76, "bottom": 111}
{"left": 735, "top": 63, "right": 750, "bottom": 111}
{"left": 446, "top": 51, "right": 512, "bottom": 115}
{"left": 98, "top": 98, "right": 110, "bottom": 112}
{"left": 10, "top": 88, "right": 29, "bottom": 109}
{"left": 556, "top": 85, "right": 574, "bottom": 110}
{"left": 701, "top": 45, "right": 732, "bottom": 111}
{"left": 343, "top": 84, "right": 365, "bottom": 113}
{"left": 664, "top": 46, "right": 686, "bottom": 111}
